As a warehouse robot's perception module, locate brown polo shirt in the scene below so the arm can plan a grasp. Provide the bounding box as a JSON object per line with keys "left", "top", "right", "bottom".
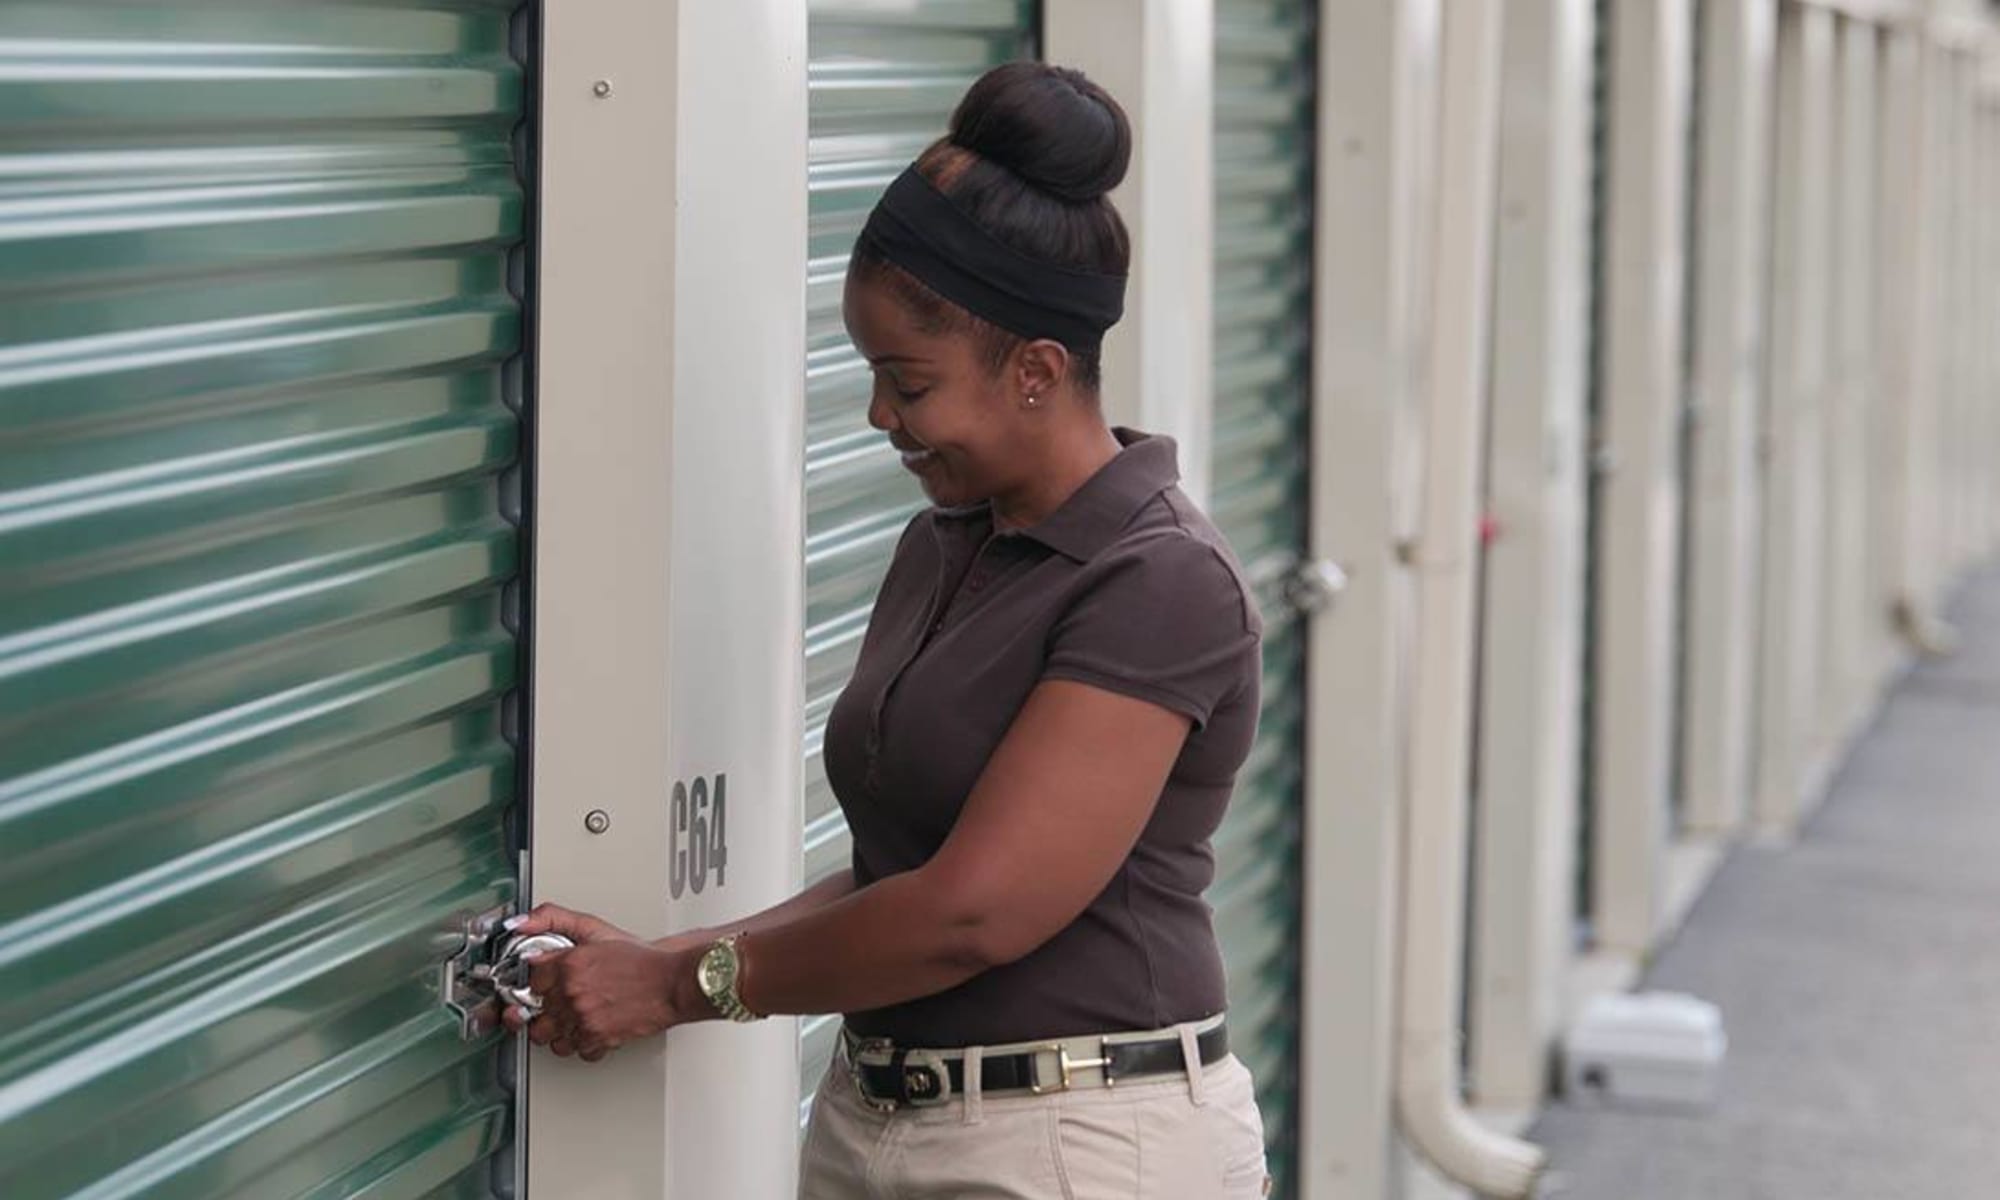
{"left": 825, "top": 429, "right": 1264, "bottom": 1047}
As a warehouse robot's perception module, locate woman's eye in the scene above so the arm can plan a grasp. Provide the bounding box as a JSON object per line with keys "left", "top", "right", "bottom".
{"left": 895, "top": 387, "right": 929, "bottom": 403}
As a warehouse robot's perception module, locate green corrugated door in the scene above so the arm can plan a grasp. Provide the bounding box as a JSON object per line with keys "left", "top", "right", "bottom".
{"left": 0, "top": 5, "right": 529, "bottom": 1198}
{"left": 799, "top": 0, "right": 1036, "bottom": 1121}
{"left": 1212, "top": 2, "right": 1315, "bottom": 1193}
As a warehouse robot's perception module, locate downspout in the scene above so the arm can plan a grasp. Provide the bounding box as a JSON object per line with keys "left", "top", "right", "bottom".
{"left": 1396, "top": 0, "right": 1547, "bottom": 1196}
{"left": 1891, "top": 21, "right": 1960, "bottom": 662}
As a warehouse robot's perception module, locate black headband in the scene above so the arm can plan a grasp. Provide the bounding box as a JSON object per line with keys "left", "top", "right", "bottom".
{"left": 857, "top": 166, "right": 1127, "bottom": 351}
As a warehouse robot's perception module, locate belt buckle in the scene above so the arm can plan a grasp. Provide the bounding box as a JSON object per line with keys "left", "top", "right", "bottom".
{"left": 1029, "top": 1040, "right": 1114, "bottom": 1094}
{"left": 897, "top": 1049, "right": 952, "bottom": 1108}
{"left": 845, "top": 1037, "right": 901, "bottom": 1114}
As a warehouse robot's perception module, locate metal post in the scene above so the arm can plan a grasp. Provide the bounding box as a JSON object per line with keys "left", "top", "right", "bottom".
{"left": 1823, "top": 15, "right": 1879, "bottom": 746}
{"left": 1589, "top": 0, "right": 1694, "bottom": 948}
{"left": 529, "top": 3, "right": 808, "bottom": 1196}
{"left": 1680, "top": 0, "right": 1777, "bottom": 837}
{"left": 1470, "top": 0, "right": 1597, "bottom": 1111}
{"left": 1296, "top": 1, "right": 1442, "bottom": 1194}
{"left": 1755, "top": 1, "right": 1837, "bottom": 836}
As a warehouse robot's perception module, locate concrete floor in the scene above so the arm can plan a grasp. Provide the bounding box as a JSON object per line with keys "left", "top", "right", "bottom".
{"left": 1529, "top": 567, "right": 2000, "bottom": 1200}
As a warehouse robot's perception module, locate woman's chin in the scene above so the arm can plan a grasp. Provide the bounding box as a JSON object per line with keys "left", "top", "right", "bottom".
{"left": 915, "top": 474, "right": 963, "bottom": 508}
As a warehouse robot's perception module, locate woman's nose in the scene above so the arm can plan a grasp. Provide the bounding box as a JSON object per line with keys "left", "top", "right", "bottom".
{"left": 867, "top": 391, "right": 897, "bottom": 433}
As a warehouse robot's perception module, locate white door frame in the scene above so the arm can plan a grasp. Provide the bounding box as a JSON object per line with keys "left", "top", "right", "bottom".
{"left": 1467, "top": 0, "right": 1595, "bottom": 1114}
{"left": 1756, "top": 1, "right": 1838, "bottom": 837}
{"left": 528, "top": 3, "right": 808, "bottom": 1197}
{"left": 1872, "top": 23, "right": 1926, "bottom": 677}
{"left": 1588, "top": 0, "right": 1694, "bottom": 953}
{"left": 1680, "top": 0, "right": 1776, "bottom": 838}
{"left": 1297, "top": 2, "right": 1442, "bottom": 1195}
{"left": 1821, "top": 14, "right": 1882, "bottom": 752}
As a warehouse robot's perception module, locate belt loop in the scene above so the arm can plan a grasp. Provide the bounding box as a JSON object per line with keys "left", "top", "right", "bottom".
{"left": 963, "top": 1046, "right": 986, "bottom": 1126}
{"left": 1179, "top": 1025, "right": 1208, "bottom": 1107}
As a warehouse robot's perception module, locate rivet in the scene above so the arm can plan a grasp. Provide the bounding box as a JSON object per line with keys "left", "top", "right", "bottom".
{"left": 592, "top": 79, "right": 614, "bottom": 98}
{"left": 584, "top": 809, "right": 611, "bottom": 834}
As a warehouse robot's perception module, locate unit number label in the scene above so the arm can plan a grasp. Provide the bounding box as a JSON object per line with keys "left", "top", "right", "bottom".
{"left": 669, "top": 773, "right": 729, "bottom": 898}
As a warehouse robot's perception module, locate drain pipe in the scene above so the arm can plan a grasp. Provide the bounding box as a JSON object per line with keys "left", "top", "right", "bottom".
{"left": 1396, "top": 0, "right": 1545, "bottom": 1196}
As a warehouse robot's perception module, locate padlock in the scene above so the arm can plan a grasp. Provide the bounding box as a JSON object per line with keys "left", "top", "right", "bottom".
{"left": 491, "top": 932, "right": 575, "bottom": 1016}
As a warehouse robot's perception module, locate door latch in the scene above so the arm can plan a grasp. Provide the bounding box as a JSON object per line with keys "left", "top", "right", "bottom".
{"left": 442, "top": 905, "right": 575, "bottom": 1039}
{"left": 1284, "top": 558, "right": 1350, "bottom": 615}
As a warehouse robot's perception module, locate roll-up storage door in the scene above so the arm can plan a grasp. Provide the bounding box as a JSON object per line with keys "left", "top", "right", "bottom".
{"left": 1211, "top": 2, "right": 1316, "bottom": 1193}
{"left": 0, "top": 4, "right": 530, "bottom": 1197}
{"left": 799, "top": 0, "right": 1037, "bottom": 1122}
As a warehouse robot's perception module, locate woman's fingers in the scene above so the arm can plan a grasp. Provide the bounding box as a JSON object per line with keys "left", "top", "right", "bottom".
{"left": 505, "top": 903, "right": 635, "bottom": 944}
{"left": 508, "top": 940, "right": 680, "bottom": 1057}
{"left": 504, "top": 902, "right": 585, "bottom": 938}
{"left": 522, "top": 947, "right": 570, "bottom": 997}
{"left": 525, "top": 1011, "right": 567, "bottom": 1047}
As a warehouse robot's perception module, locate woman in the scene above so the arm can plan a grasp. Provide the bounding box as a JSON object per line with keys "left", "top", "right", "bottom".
{"left": 506, "top": 61, "right": 1270, "bottom": 1199}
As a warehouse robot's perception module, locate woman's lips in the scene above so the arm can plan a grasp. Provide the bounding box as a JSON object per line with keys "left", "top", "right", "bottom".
{"left": 899, "top": 447, "right": 938, "bottom": 471}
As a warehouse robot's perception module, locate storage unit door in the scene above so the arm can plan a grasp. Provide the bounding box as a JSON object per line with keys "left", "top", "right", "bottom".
{"left": 0, "top": 4, "right": 530, "bottom": 1197}
{"left": 799, "top": 0, "right": 1036, "bottom": 1121}
{"left": 1211, "top": 2, "right": 1317, "bottom": 1193}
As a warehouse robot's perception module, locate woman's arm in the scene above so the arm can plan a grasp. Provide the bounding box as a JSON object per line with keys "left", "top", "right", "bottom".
{"left": 733, "top": 680, "right": 1189, "bottom": 1015}
{"left": 521, "top": 679, "right": 1190, "bottom": 1055}
{"left": 508, "top": 869, "right": 856, "bottom": 954}
{"left": 661, "top": 867, "right": 859, "bottom": 950}
{"left": 710, "top": 867, "right": 858, "bottom": 938}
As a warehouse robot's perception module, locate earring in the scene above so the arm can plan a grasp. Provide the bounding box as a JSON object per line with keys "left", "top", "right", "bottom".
{"left": 1024, "top": 394, "right": 1040, "bottom": 409}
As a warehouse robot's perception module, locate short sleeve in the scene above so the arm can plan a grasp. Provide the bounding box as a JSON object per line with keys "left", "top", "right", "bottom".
{"left": 1041, "top": 535, "right": 1262, "bottom": 728}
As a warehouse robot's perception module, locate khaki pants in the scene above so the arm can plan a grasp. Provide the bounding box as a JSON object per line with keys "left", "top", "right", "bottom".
{"left": 799, "top": 1041, "right": 1271, "bottom": 1199}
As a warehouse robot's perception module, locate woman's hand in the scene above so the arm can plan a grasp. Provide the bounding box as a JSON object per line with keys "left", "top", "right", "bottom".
{"left": 499, "top": 903, "right": 707, "bottom": 1061}
{"left": 502, "top": 901, "right": 639, "bottom": 947}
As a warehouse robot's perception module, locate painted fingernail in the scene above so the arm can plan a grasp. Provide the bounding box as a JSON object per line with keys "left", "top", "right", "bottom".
{"left": 516, "top": 949, "right": 543, "bottom": 962}
{"left": 503, "top": 915, "right": 528, "bottom": 931}
{"left": 509, "top": 1006, "right": 531, "bottom": 1026}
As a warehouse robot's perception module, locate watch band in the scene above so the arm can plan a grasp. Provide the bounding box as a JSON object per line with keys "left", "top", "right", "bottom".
{"left": 702, "top": 935, "right": 765, "bottom": 1023}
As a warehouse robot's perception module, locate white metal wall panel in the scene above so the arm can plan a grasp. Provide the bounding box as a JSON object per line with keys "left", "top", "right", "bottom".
{"left": 1470, "top": 0, "right": 1596, "bottom": 1111}
{"left": 1679, "top": 0, "right": 1775, "bottom": 836}
{"left": 528, "top": 6, "right": 810, "bottom": 1197}
{"left": 1296, "top": 3, "right": 1441, "bottom": 1192}
{"left": 1588, "top": 0, "right": 1693, "bottom": 951}
{"left": 1822, "top": 16, "right": 1879, "bottom": 743}
{"left": 1756, "top": 2, "right": 1837, "bottom": 833}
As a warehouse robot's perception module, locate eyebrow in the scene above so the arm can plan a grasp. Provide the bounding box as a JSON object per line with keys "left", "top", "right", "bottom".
{"left": 866, "top": 353, "right": 928, "bottom": 367}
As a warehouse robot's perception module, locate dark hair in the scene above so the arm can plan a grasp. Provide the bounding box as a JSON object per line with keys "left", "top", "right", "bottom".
{"left": 851, "top": 61, "right": 1134, "bottom": 392}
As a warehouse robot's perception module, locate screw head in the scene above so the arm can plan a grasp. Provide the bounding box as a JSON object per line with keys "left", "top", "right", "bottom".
{"left": 584, "top": 809, "right": 611, "bottom": 835}
{"left": 592, "top": 79, "right": 613, "bottom": 98}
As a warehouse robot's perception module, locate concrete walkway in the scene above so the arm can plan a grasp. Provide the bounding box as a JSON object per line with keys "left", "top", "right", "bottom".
{"left": 1530, "top": 566, "right": 2000, "bottom": 1200}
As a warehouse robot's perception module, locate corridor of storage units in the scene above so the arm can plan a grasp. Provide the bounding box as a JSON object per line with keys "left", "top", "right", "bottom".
{"left": 1, "top": 0, "right": 1997, "bottom": 1198}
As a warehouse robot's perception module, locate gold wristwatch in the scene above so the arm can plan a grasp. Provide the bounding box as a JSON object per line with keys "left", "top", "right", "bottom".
{"left": 695, "top": 935, "right": 764, "bottom": 1023}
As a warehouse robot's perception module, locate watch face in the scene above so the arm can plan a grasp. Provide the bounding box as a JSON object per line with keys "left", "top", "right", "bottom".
{"left": 699, "top": 943, "right": 737, "bottom": 996}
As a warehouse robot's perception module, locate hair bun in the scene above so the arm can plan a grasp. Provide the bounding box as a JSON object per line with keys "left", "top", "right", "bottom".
{"left": 947, "top": 62, "right": 1132, "bottom": 203}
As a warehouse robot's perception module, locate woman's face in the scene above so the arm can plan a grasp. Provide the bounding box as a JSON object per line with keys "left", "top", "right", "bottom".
{"left": 842, "top": 274, "right": 1029, "bottom": 511}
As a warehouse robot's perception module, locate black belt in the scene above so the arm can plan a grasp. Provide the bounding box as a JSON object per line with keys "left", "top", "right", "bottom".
{"left": 846, "top": 1021, "right": 1229, "bottom": 1109}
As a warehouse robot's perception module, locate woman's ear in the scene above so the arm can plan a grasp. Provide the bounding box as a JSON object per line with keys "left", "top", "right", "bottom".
{"left": 1013, "top": 339, "right": 1070, "bottom": 403}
